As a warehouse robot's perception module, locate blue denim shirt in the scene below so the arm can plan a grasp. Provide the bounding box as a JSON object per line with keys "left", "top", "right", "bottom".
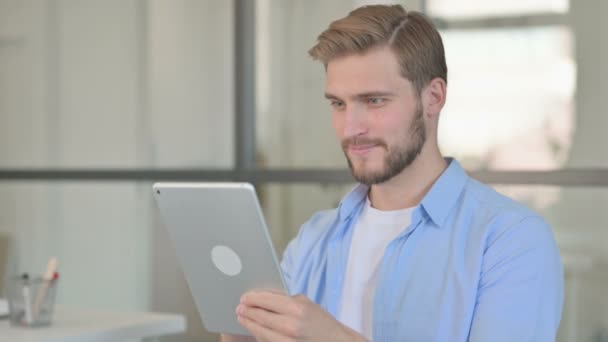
{"left": 280, "top": 159, "right": 564, "bottom": 341}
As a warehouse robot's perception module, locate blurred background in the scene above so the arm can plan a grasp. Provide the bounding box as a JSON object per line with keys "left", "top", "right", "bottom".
{"left": 0, "top": 0, "right": 606, "bottom": 341}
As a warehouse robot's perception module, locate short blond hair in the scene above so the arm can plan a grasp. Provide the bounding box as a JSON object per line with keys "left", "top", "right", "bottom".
{"left": 309, "top": 4, "right": 447, "bottom": 95}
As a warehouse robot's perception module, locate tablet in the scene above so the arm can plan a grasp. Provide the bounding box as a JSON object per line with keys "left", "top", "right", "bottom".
{"left": 153, "top": 182, "right": 287, "bottom": 335}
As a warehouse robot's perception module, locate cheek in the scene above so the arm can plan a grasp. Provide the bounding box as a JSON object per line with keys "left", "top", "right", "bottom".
{"left": 332, "top": 113, "right": 343, "bottom": 137}
{"left": 377, "top": 113, "right": 408, "bottom": 144}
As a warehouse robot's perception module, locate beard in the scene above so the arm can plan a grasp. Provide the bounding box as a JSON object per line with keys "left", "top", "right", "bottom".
{"left": 342, "top": 105, "right": 426, "bottom": 185}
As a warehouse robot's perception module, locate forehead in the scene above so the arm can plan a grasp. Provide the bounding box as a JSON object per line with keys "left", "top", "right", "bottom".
{"left": 325, "top": 46, "right": 413, "bottom": 96}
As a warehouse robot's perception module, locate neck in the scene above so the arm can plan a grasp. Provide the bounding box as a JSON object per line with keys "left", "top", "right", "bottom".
{"left": 368, "top": 142, "right": 447, "bottom": 211}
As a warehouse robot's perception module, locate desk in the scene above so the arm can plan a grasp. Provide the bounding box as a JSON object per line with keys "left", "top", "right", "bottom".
{"left": 0, "top": 306, "right": 186, "bottom": 342}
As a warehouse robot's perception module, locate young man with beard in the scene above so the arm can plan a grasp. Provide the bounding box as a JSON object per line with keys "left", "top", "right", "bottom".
{"left": 224, "top": 4, "right": 563, "bottom": 341}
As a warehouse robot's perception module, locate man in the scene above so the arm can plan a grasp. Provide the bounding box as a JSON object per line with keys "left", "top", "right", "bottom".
{"left": 224, "top": 4, "right": 563, "bottom": 341}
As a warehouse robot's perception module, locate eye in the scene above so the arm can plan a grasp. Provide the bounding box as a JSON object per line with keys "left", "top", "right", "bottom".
{"left": 367, "top": 97, "right": 385, "bottom": 106}
{"left": 330, "top": 100, "right": 345, "bottom": 110}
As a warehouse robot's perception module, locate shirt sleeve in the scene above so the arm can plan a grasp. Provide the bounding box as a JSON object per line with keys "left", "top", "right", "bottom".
{"left": 468, "top": 216, "right": 564, "bottom": 342}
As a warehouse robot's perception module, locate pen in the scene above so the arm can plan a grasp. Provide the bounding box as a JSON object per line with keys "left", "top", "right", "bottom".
{"left": 32, "top": 257, "right": 58, "bottom": 319}
{"left": 21, "top": 273, "right": 32, "bottom": 325}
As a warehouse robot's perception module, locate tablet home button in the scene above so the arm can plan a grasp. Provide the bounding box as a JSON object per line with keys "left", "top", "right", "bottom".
{"left": 211, "top": 245, "right": 242, "bottom": 276}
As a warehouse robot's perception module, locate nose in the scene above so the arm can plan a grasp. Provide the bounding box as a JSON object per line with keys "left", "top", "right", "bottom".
{"left": 342, "top": 105, "right": 368, "bottom": 138}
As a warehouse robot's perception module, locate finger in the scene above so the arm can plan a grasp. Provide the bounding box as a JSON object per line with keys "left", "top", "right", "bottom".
{"left": 239, "top": 305, "right": 299, "bottom": 337}
{"left": 244, "top": 288, "right": 288, "bottom": 296}
{"left": 249, "top": 288, "right": 287, "bottom": 295}
{"left": 241, "top": 291, "right": 296, "bottom": 315}
{"left": 237, "top": 314, "right": 290, "bottom": 342}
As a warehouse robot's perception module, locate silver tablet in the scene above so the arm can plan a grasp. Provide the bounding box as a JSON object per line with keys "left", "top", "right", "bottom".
{"left": 153, "top": 182, "right": 287, "bottom": 335}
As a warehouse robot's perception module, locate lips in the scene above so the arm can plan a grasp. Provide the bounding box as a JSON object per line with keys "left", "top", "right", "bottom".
{"left": 348, "top": 144, "right": 379, "bottom": 156}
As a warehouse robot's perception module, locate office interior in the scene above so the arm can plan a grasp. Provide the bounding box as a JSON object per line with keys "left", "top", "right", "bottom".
{"left": 0, "top": 0, "right": 606, "bottom": 341}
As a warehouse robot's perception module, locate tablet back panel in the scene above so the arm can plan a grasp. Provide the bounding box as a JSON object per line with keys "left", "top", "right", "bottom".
{"left": 153, "top": 182, "right": 286, "bottom": 335}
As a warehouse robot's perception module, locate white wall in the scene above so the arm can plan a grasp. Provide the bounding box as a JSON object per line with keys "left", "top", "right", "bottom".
{"left": 0, "top": 0, "right": 150, "bottom": 310}
{"left": 552, "top": 1, "right": 608, "bottom": 340}
{"left": 0, "top": 2, "right": 233, "bottom": 341}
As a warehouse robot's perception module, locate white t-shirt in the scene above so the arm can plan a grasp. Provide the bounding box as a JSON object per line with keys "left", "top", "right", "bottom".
{"left": 337, "top": 197, "right": 414, "bottom": 340}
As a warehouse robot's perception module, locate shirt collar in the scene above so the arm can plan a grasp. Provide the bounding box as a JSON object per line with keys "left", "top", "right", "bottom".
{"left": 338, "top": 158, "right": 469, "bottom": 228}
{"left": 420, "top": 158, "right": 468, "bottom": 227}
{"left": 338, "top": 183, "right": 369, "bottom": 222}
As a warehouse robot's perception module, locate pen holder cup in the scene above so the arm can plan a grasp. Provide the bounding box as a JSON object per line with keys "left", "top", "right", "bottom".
{"left": 6, "top": 276, "right": 58, "bottom": 327}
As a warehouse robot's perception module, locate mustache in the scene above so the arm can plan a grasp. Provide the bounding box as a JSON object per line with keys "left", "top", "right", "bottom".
{"left": 341, "top": 136, "right": 387, "bottom": 150}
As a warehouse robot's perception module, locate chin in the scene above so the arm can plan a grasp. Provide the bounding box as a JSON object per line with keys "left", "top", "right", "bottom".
{"left": 352, "top": 166, "right": 386, "bottom": 180}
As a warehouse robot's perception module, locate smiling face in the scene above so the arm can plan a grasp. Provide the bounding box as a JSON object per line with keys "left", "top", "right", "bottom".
{"left": 326, "top": 46, "right": 427, "bottom": 185}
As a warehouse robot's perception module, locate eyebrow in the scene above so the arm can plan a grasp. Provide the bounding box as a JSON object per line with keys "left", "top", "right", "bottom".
{"left": 324, "top": 91, "right": 396, "bottom": 101}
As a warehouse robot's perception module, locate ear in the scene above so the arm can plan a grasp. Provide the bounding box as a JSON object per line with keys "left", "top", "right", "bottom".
{"left": 422, "top": 77, "right": 447, "bottom": 119}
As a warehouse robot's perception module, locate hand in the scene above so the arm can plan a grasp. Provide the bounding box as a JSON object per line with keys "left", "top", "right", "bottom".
{"left": 236, "top": 290, "right": 366, "bottom": 342}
